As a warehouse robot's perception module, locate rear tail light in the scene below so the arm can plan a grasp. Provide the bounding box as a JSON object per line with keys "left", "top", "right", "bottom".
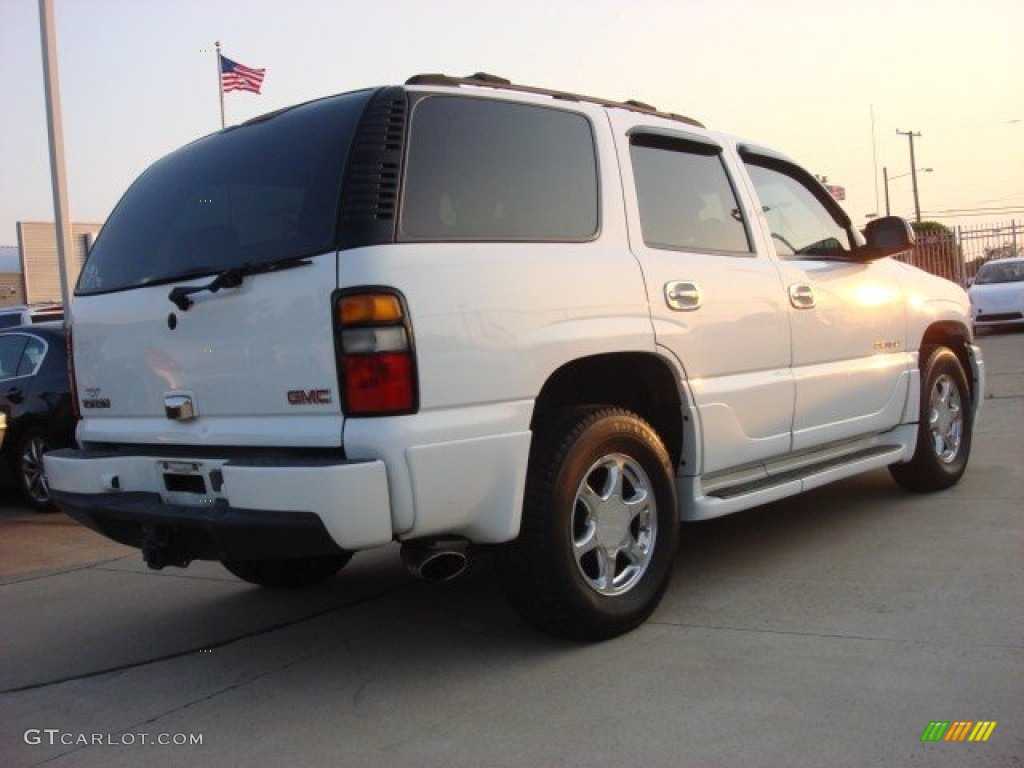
{"left": 334, "top": 290, "right": 418, "bottom": 416}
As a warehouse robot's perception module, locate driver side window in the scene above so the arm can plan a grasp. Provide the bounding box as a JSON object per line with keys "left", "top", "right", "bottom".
{"left": 744, "top": 160, "right": 852, "bottom": 258}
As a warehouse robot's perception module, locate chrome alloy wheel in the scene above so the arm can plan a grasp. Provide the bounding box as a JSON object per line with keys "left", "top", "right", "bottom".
{"left": 928, "top": 372, "right": 963, "bottom": 464}
{"left": 571, "top": 452, "right": 657, "bottom": 596}
{"left": 20, "top": 434, "right": 51, "bottom": 506}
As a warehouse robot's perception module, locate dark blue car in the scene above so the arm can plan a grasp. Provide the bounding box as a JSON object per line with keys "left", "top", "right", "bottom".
{"left": 0, "top": 323, "right": 75, "bottom": 510}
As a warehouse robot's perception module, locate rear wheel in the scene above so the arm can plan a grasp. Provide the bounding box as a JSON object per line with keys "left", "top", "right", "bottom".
{"left": 496, "top": 407, "right": 679, "bottom": 641}
{"left": 889, "top": 346, "right": 974, "bottom": 492}
{"left": 14, "top": 427, "right": 56, "bottom": 512}
{"left": 222, "top": 553, "right": 352, "bottom": 589}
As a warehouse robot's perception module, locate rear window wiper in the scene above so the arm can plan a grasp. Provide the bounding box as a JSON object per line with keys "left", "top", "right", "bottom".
{"left": 168, "top": 257, "right": 312, "bottom": 311}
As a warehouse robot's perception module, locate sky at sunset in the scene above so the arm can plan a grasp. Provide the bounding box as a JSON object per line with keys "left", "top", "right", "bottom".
{"left": 2, "top": 0, "right": 1022, "bottom": 246}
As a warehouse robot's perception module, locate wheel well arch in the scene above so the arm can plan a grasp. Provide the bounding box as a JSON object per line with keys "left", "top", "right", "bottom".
{"left": 531, "top": 352, "right": 689, "bottom": 469}
{"left": 919, "top": 320, "right": 975, "bottom": 401}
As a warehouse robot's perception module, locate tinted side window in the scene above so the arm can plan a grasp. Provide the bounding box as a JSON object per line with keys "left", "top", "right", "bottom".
{"left": 744, "top": 160, "right": 852, "bottom": 258}
{"left": 401, "top": 97, "right": 598, "bottom": 241}
{"left": 630, "top": 135, "right": 751, "bottom": 254}
{"left": 18, "top": 337, "right": 47, "bottom": 377}
{"left": 0, "top": 336, "right": 28, "bottom": 381}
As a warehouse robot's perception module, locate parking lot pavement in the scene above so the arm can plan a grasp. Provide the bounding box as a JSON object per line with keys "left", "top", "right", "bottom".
{"left": 0, "top": 500, "right": 133, "bottom": 579}
{"left": 1, "top": 332, "right": 1021, "bottom": 768}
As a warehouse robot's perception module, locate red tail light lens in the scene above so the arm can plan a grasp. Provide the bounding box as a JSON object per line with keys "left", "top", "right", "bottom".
{"left": 343, "top": 353, "right": 415, "bottom": 414}
{"left": 334, "top": 290, "right": 418, "bottom": 416}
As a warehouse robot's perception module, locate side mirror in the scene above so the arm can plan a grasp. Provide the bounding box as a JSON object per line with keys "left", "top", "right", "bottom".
{"left": 859, "top": 216, "right": 915, "bottom": 261}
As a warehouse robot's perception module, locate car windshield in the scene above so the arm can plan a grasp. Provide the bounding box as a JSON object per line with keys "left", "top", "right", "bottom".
{"left": 974, "top": 261, "right": 1024, "bottom": 285}
{"left": 76, "top": 90, "right": 371, "bottom": 296}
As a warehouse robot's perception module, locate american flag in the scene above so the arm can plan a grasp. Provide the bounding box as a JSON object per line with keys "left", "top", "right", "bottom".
{"left": 220, "top": 55, "right": 266, "bottom": 94}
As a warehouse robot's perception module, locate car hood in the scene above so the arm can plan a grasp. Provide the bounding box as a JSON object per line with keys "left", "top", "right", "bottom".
{"left": 969, "top": 281, "right": 1024, "bottom": 301}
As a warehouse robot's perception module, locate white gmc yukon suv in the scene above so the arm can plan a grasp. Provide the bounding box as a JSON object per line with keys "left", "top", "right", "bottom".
{"left": 47, "top": 74, "right": 984, "bottom": 640}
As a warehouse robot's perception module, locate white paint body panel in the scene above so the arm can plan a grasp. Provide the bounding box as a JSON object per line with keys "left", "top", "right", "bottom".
{"left": 72, "top": 253, "right": 343, "bottom": 447}
{"left": 608, "top": 113, "right": 794, "bottom": 475}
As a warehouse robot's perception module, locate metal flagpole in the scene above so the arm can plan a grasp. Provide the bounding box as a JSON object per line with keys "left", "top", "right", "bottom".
{"left": 216, "top": 40, "right": 225, "bottom": 129}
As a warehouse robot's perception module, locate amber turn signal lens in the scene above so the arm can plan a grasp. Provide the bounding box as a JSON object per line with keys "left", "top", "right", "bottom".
{"left": 338, "top": 294, "right": 403, "bottom": 326}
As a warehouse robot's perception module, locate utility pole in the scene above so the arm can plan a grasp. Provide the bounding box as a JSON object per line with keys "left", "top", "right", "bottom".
{"left": 883, "top": 166, "right": 890, "bottom": 216}
{"left": 897, "top": 129, "right": 923, "bottom": 223}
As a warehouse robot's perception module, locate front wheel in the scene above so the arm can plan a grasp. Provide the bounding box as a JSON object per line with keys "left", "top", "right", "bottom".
{"left": 496, "top": 407, "right": 679, "bottom": 641}
{"left": 222, "top": 553, "right": 352, "bottom": 589}
{"left": 889, "top": 346, "right": 974, "bottom": 493}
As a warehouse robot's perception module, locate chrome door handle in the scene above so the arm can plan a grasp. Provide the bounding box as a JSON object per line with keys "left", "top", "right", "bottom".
{"left": 788, "top": 284, "right": 815, "bottom": 309}
{"left": 665, "top": 281, "right": 701, "bottom": 311}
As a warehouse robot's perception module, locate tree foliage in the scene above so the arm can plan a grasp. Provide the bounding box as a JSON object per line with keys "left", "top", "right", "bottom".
{"left": 911, "top": 220, "right": 953, "bottom": 237}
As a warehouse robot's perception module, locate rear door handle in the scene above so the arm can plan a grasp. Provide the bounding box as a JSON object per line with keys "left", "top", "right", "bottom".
{"left": 665, "top": 281, "right": 701, "bottom": 311}
{"left": 788, "top": 284, "right": 816, "bottom": 309}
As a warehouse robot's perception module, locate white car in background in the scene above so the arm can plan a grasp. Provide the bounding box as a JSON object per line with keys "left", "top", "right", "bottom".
{"left": 969, "top": 257, "right": 1024, "bottom": 333}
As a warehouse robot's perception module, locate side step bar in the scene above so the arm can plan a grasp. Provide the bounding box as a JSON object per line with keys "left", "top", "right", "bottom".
{"left": 678, "top": 427, "right": 916, "bottom": 522}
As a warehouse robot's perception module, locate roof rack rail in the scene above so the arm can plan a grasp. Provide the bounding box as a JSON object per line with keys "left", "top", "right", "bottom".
{"left": 404, "top": 72, "right": 705, "bottom": 129}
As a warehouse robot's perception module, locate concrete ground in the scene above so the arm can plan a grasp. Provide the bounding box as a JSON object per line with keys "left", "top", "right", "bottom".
{"left": 1, "top": 331, "right": 1021, "bottom": 768}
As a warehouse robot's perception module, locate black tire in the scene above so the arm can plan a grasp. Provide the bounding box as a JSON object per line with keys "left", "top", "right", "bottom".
{"left": 496, "top": 407, "right": 679, "bottom": 641}
{"left": 14, "top": 426, "right": 57, "bottom": 512}
{"left": 889, "top": 346, "right": 974, "bottom": 493}
{"left": 222, "top": 553, "right": 352, "bottom": 589}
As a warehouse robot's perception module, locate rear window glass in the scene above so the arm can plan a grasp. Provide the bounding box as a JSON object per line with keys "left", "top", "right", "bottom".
{"left": 400, "top": 96, "right": 598, "bottom": 241}
{"left": 77, "top": 90, "right": 372, "bottom": 295}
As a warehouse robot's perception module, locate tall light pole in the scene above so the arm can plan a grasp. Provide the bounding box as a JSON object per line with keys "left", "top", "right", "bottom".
{"left": 38, "top": 0, "right": 74, "bottom": 318}
{"left": 897, "top": 129, "right": 923, "bottom": 222}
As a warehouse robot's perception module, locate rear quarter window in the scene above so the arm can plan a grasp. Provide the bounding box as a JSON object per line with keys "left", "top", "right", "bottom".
{"left": 400, "top": 96, "right": 598, "bottom": 241}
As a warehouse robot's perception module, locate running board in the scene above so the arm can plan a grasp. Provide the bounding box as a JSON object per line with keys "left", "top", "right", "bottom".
{"left": 678, "top": 426, "right": 916, "bottom": 522}
{"left": 709, "top": 446, "right": 898, "bottom": 499}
